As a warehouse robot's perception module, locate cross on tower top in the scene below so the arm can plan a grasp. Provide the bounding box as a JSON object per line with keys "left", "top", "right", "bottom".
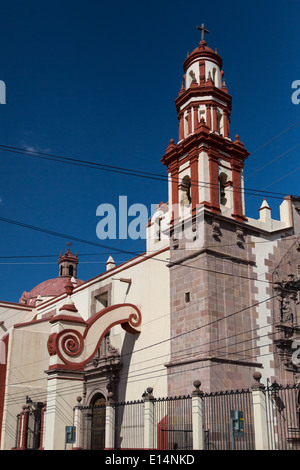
{"left": 197, "top": 23, "right": 209, "bottom": 42}
{"left": 66, "top": 241, "right": 72, "bottom": 252}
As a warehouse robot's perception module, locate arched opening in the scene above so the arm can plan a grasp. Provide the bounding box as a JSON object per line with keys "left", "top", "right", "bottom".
{"left": 91, "top": 393, "right": 106, "bottom": 450}
{"left": 219, "top": 173, "right": 228, "bottom": 206}
{"left": 189, "top": 70, "right": 196, "bottom": 85}
{"left": 180, "top": 175, "right": 191, "bottom": 207}
{"left": 68, "top": 265, "right": 74, "bottom": 276}
{"left": 212, "top": 67, "right": 217, "bottom": 84}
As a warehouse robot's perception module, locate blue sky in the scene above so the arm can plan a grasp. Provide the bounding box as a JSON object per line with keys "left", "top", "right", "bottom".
{"left": 0, "top": 0, "right": 299, "bottom": 302}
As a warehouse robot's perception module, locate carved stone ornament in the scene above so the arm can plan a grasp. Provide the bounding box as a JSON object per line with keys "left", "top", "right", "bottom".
{"left": 47, "top": 303, "right": 141, "bottom": 370}
{"left": 273, "top": 272, "right": 300, "bottom": 373}
{"left": 212, "top": 221, "right": 221, "bottom": 239}
{"left": 235, "top": 228, "right": 245, "bottom": 247}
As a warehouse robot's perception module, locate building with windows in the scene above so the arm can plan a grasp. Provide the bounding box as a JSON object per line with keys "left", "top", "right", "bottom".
{"left": 0, "top": 30, "right": 299, "bottom": 450}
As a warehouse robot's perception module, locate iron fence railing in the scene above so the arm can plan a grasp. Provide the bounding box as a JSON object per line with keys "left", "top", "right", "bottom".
{"left": 203, "top": 388, "right": 255, "bottom": 450}
{"left": 265, "top": 383, "right": 300, "bottom": 450}
{"left": 153, "top": 395, "right": 192, "bottom": 451}
{"left": 31, "top": 382, "right": 299, "bottom": 450}
{"left": 114, "top": 400, "right": 145, "bottom": 449}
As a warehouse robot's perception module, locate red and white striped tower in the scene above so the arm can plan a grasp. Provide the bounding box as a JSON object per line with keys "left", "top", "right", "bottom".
{"left": 161, "top": 26, "right": 249, "bottom": 223}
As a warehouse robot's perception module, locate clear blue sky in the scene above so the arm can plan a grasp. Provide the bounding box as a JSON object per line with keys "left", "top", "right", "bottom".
{"left": 0, "top": 0, "right": 299, "bottom": 302}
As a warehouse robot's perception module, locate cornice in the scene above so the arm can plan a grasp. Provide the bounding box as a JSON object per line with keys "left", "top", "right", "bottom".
{"left": 175, "top": 84, "right": 232, "bottom": 113}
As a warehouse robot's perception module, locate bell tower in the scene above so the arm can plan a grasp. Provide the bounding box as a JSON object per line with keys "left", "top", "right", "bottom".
{"left": 58, "top": 242, "right": 79, "bottom": 278}
{"left": 161, "top": 25, "right": 249, "bottom": 223}
{"left": 162, "top": 27, "right": 259, "bottom": 395}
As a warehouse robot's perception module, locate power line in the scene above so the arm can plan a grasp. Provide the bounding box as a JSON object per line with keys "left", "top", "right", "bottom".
{"left": 0, "top": 143, "right": 298, "bottom": 200}
{"left": 1, "top": 214, "right": 297, "bottom": 289}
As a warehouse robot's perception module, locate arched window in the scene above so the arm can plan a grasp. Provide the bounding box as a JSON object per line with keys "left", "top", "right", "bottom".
{"left": 219, "top": 173, "right": 228, "bottom": 206}
{"left": 180, "top": 175, "right": 191, "bottom": 207}
{"left": 189, "top": 70, "right": 196, "bottom": 85}
{"left": 212, "top": 67, "right": 217, "bottom": 84}
{"left": 91, "top": 394, "right": 106, "bottom": 450}
{"left": 68, "top": 265, "right": 74, "bottom": 276}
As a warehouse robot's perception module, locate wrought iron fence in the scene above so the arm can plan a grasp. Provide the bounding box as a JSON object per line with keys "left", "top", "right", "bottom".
{"left": 153, "top": 395, "right": 192, "bottom": 451}
{"left": 265, "top": 382, "right": 300, "bottom": 450}
{"left": 114, "top": 400, "right": 145, "bottom": 449}
{"left": 203, "top": 388, "right": 255, "bottom": 450}
{"left": 36, "top": 381, "right": 300, "bottom": 450}
{"left": 26, "top": 406, "right": 42, "bottom": 450}
{"left": 14, "top": 404, "right": 43, "bottom": 450}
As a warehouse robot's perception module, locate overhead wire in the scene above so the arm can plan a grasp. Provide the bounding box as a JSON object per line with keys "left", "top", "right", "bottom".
{"left": 0, "top": 123, "right": 299, "bottom": 415}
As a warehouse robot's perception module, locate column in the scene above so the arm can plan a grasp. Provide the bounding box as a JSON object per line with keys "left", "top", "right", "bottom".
{"left": 170, "top": 162, "right": 179, "bottom": 224}
{"left": 19, "top": 404, "right": 30, "bottom": 450}
{"left": 212, "top": 105, "right": 217, "bottom": 132}
{"left": 178, "top": 113, "right": 184, "bottom": 141}
{"left": 199, "top": 60, "right": 205, "bottom": 84}
{"left": 251, "top": 372, "right": 269, "bottom": 450}
{"left": 190, "top": 150, "right": 199, "bottom": 214}
{"left": 223, "top": 109, "right": 230, "bottom": 138}
{"left": 191, "top": 381, "right": 204, "bottom": 450}
{"left": 72, "top": 396, "right": 83, "bottom": 450}
{"left": 105, "top": 393, "right": 115, "bottom": 450}
{"left": 38, "top": 402, "right": 47, "bottom": 450}
{"left": 144, "top": 387, "right": 155, "bottom": 449}
{"left": 44, "top": 369, "right": 84, "bottom": 450}
{"left": 187, "top": 108, "right": 192, "bottom": 136}
{"left": 206, "top": 105, "right": 211, "bottom": 130}
{"left": 208, "top": 151, "right": 221, "bottom": 213}
{"left": 231, "top": 161, "right": 246, "bottom": 221}
{"left": 193, "top": 106, "right": 199, "bottom": 131}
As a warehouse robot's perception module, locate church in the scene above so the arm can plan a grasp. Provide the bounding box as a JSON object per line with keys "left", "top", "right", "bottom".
{"left": 0, "top": 27, "right": 299, "bottom": 450}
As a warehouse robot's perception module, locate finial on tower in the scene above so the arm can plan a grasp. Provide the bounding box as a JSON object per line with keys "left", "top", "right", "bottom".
{"left": 197, "top": 23, "right": 209, "bottom": 42}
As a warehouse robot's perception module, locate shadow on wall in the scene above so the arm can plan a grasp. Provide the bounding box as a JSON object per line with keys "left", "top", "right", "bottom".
{"left": 115, "top": 331, "right": 140, "bottom": 448}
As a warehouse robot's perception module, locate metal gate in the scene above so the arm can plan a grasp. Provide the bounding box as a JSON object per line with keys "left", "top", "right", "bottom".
{"left": 154, "top": 396, "right": 192, "bottom": 451}
{"left": 203, "top": 388, "right": 255, "bottom": 450}
{"left": 266, "top": 382, "right": 300, "bottom": 450}
{"left": 91, "top": 396, "right": 106, "bottom": 450}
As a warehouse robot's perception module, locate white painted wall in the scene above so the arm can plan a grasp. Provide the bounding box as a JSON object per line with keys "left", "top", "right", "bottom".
{"left": 198, "top": 150, "right": 210, "bottom": 204}
{"left": 205, "top": 60, "right": 221, "bottom": 87}
{"left": 250, "top": 233, "right": 279, "bottom": 384}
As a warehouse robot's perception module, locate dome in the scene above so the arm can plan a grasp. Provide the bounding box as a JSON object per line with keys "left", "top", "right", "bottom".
{"left": 19, "top": 244, "right": 85, "bottom": 306}
{"left": 183, "top": 40, "right": 223, "bottom": 72}
{"left": 19, "top": 277, "right": 85, "bottom": 306}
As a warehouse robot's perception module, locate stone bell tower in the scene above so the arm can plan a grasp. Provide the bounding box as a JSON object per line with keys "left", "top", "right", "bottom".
{"left": 58, "top": 242, "right": 79, "bottom": 278}
{"left": 162, "top": 26, "right": 260, "bottom": 395}
{"left": 161, "top": 24, "right": 249, "bottom": 223}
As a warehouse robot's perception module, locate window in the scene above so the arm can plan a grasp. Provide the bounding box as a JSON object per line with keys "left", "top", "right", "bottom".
{"left": 96, "top": 292, "right": 108, "bottom": 309}
{"left": 91, "top": 284, "right": 112, "bottom": 316}
{"left": 185, "top": 292, "right": 190, "bottom": 303}
{"left": 219, "top": 173, "right": 228, "bottom": 206}
{"left": 212, "top": 67, "right": 217, "bottom": 84}
{"left": 180, "top": 175, "right": 191, "bottom": 207}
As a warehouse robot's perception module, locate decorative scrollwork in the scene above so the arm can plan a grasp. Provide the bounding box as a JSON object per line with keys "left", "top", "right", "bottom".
{"left": 47, "top": 303, "right": 141, "bottom": 369}
{"left": 56, "top": 329, "right": 84, "bottom": 358}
